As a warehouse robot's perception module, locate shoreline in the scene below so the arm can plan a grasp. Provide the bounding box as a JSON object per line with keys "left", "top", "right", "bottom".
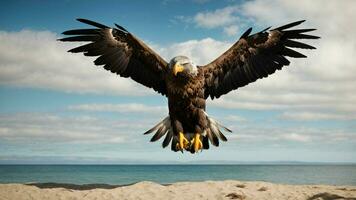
{"left": 1, "top": 180, "right": 355, "bottom": 200}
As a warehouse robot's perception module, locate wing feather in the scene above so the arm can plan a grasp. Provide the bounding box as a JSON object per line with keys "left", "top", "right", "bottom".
{"left": 59, "top": 19, "right": 168, "bottom": 96}
{"left": 201, "top": 20, "right": 319, "bottom": 99}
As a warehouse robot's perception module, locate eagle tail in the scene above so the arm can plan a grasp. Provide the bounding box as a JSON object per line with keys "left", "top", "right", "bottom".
{"left": 144, "top": 114, "right": 232, "bottom": 152}
{"left": 203, "top": 112, "right": 232, "bottom": 147}
{"left": 143, "top": 116, "right": 173, "bottom": 149}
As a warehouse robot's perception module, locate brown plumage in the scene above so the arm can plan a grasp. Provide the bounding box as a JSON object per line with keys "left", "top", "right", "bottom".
{"left": 59, "top": 19, "right": 319, "bottom": 154}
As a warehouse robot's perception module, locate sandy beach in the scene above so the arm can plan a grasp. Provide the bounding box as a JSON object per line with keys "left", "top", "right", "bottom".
{"left": 0, "top": 180, "right": 355, "bottom": 200}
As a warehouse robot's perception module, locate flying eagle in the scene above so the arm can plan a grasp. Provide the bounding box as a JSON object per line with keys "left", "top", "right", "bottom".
{"left": 59, "top": 19, "right": 319, "bottom": 153}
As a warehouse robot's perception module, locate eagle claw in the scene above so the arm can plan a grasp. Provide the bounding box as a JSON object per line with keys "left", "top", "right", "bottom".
{"left": 177, "top": 132, "right": 189, "bottom": 152}
{"left": 190, "top": 133, "right": 203, "bottom": 153}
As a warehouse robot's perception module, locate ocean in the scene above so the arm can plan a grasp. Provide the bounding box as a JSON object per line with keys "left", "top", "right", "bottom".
{"left": 0, "top": 165, "right": 355, "bottom": 186}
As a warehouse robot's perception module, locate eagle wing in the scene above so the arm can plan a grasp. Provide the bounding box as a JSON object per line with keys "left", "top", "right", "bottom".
{"left": 200, "top": 20, "right": 319, "bottom": 99}
{"left": 59, "top": 19, "right": 168, "bottom": 96}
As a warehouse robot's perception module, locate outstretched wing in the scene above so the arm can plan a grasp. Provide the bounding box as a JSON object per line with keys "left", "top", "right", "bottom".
{"left": 59, "top": 19, "right": 168, "bottom": 96}
{"left": 200, "top": 20, "right": 319, "bottom": 99}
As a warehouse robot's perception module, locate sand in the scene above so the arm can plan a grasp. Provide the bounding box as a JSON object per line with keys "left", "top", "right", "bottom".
{"left": 0, "top": 180, "right": 355, "bottom": 200}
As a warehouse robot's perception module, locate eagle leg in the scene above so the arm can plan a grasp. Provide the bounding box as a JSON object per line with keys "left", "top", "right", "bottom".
{"left": 176, "top": 132, "right": 189, "bottom": 152}
{"left": 190, "top": 133, "right": 203, "bottom": 153}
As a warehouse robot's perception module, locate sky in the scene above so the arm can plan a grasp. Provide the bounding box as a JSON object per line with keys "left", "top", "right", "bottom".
{"left": 0, "top": 0, "right": 355, "bottom": 164}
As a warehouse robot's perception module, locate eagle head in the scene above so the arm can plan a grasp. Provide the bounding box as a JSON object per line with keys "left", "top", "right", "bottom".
{"left": 169, "top": 56, "right": 198, "bottom": 78}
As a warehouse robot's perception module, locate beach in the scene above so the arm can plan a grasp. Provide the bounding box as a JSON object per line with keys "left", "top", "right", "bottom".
{"left": 1, "top": 180, "right": 355, "bottom": 200}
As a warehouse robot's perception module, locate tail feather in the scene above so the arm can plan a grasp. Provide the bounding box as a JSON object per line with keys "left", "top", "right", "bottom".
{"left": 144, "top": 116, "right": 173, "bottom": 148}
{"left": 205, "top": 128, "right": 218, "bottom": 146}
{"left": 217, "top": 129, "right": 228, "bottom": 141}
{"left": 150, "top": 125, "right": 168, "bottom": 142}
{"left": 171, "top": 135, "right": 179, "bottom": 152}
{"left": 204, "top": 112, "right": 231, "bottom": 146}
{"left": 143, "top": 116, "right": 169, "bottom": 135}
{"left": 202, "top": 136, "right": 210, "bottom": 149}
{"left": 162, "top": 130, "right": 173, "bottom": 148}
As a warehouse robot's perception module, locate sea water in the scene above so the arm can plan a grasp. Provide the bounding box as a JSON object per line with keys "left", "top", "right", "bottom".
{"left": 0, "top": 165, "right": 355, "bottom": 185}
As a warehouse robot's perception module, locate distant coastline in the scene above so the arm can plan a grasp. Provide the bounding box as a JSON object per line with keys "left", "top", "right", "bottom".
{"left": 1, "top": 160, "right": 356, "bottom": 165}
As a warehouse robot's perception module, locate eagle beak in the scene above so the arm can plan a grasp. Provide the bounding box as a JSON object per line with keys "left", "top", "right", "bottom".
{"left": 173, "top": 63, "right": 184, "bottom": 76}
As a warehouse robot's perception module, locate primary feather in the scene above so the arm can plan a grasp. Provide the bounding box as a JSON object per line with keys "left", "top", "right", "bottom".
{"left": 201, "top": 20, "right": 319, "bottom": 99}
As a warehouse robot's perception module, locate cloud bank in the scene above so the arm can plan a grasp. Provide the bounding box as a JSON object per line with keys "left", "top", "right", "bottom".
{"left": 68, "top": 103, "right": 167, "bottom": 114}
{"left": 203, "top": 0, "right": 356, "bottom": 122}
{"left": 0, "top": 0, "right": 355, "bottom": 123}
{"left": 0, "top": 30, "right": 150, "bottom": 96}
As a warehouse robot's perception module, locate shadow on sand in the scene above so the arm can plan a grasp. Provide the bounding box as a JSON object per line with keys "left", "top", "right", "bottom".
{"left": 27, "top": 182, "right": 170, "bottom": 190}
{"left": 306, "top": 192, "right": 356, "bottom": 200}
{"left": 26, "top": 182, "right": 137, "bottom": 190}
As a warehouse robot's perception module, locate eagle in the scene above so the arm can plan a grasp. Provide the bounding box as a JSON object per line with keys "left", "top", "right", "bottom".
{"left": 59, "top": 19, "right": 319, "bottom": 153}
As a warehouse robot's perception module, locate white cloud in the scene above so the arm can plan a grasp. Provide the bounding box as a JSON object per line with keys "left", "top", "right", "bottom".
{"left": 224, "top": 114, "right": 247, "bottom": 122}
{"left": 156, "top": 38, "right": 230, "bottom": 65}
{"left": 280, "top": 112, "right": 356, "bottom": 121}
{"left": 0, "top": 30, "right": 229, "bottom": 95}
{"left": 281, "top": 133, "right": 311, "bottom": 142}
{"left": 228, "top": 126, "right": 355, "bottom": 144}
{"left": 193, "top": 5, "right": 240, "bottom": 28}
{"left": 198, "top": 0, "right": 356, "bottom": 121}
{"left": 187, "top": 5, "right": 251, "bottom": 37}
{"left": 1, "top": 0, "right": 356, "bottom": 123}
{"left": 223, "top": 25, "right": 239, "bottom": 36}
{"left": 68, "top": 103, "right": 167, "bottom": 114}
{"left": 0, "top": 113, "right": 155, "bottom": 144}
{"left": 1, "top": 112, "right": 354, "bottom": 149}
{"left": 0, "top": 30, "right": 151, "bottom": 96}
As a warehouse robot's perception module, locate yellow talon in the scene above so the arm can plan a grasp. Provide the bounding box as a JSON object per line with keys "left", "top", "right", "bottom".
{"left": 178, "top": 132, "right": 189, "bottom": 152}
{"left": 191, "top": 133, "right": 203, "bottom": 153}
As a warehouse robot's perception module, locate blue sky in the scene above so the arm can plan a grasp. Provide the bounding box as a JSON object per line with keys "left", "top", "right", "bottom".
{"left": 0, "top": 0, "right": 355, "bottom": 164}
{"left": 0, "top": 0, "right": 243, "bottom": 43}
